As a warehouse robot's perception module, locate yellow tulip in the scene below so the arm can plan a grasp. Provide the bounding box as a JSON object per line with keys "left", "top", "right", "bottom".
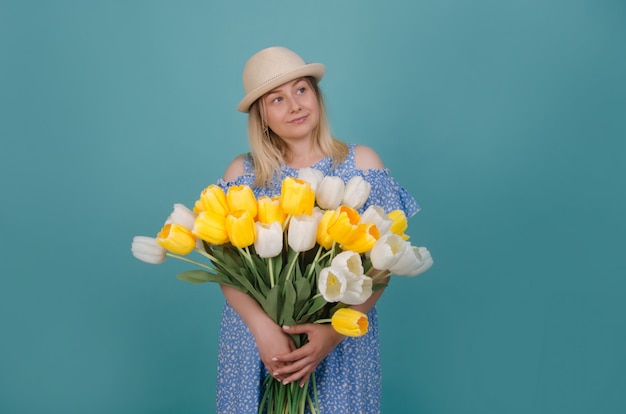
{"left": 226, "top": 185, "right": 257, "bottom": 218}
{"left": 342, "top": 223, "right": 380, "bottom": 253}
{"left": 388, "top": 209, "right": 410, "bottom": 240}
{"left": 193, "top": 185, "right": 229, "bottom": 216}
{"left": 225, "top": 210, "right": 256, "bottom": 248}
{"left": 327, "top": 206, "right": 361, "bottom": 246}
{"left": 192, "top": 210, "right": 229, "bottom": 245}
{"left": 331, "top": 308, "right": 369, "bottom": 337}
{"left": 280, "top": 177, "right": 315, "bottom": 216}
{"left": 156, "top": 223, "right": 196, "bottom": 255}
{"left": 316, "top": 209, "right": 338, "bottom": 249}
{"left": 257, "top": 196, "right": 287, "bottom": 225}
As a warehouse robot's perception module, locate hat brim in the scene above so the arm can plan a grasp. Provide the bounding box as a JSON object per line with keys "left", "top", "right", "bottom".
{"left": 237, "top": 63, "right": 325, "bottom": 113}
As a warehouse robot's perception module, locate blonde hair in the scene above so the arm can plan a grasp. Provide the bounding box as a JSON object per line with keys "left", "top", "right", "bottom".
{"left": 247, "top": 77, "right": 349, "bottom": 187}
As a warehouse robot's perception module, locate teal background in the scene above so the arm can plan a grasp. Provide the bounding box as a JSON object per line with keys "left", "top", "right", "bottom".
{"left": 1, "top": 0, "right": 625, "bottom": 413}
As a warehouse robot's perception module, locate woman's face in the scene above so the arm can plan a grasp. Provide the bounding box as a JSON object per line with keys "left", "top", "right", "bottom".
{"left": 261, "top": 78, "right": 320, "bottom": 143}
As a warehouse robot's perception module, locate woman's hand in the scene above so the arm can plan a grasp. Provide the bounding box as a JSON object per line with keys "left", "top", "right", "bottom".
{"left": 271, "top": 323, "right": 345, "bottom": 387}
{"left": 251, "top": 320, "right": 297, "bottom": 380}
{"left": 220, "top": 285, "right": 297, "bottom": 380}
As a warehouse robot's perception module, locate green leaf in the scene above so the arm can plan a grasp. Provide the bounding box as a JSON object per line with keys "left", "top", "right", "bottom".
{"left": 373, "top": 282, "right": 389, "bottom": 292}
{"left": 272, "top": 253, "right": 283, "bottom": 278}
{"left": 262, "top": 285, "right": 281, "bottom": 323}
{"left": 177, "top": 270, "right": 227, "bottom": 285}
{"left": 294, "top": 278, "right": 312, "bottom": 312}
{"left": 254, "top": 271, "right": 270, "bottom": 296}
{"left": 299, "top": 295, "right": 329, "bottom": 319}
{"left": 217, "top": 245, "right": 243, "bottom": 269}
{"left": 281, "top": 280, "right": 296, "bottom": 326}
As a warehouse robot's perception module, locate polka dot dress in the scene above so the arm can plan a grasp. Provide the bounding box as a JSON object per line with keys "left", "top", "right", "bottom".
{"left": 215, "top": 144, "right": 419, "bottom": 413}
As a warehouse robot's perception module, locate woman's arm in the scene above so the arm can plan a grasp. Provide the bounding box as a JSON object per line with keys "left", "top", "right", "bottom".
{"left": 219, "top": 155, "right": 296, "bottom": 377}
{"left": 354, "top": 145, "right": 384, "bottom": 169}
{"left": 222, "top": 155, "right": 245, "bottom": 181}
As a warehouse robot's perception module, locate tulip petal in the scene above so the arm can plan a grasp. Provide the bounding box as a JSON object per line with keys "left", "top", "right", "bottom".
{"left": 165, "top": 203, "right": 196, "bottom": 231}
{"left": 298, "top": 167, "right": 324, "bottom": 192}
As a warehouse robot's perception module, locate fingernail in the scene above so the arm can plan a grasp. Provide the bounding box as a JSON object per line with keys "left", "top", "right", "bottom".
{"left": 283, "top": 380, "right": 290, "bottom": 385}
{"left": 273, "top": 372, "right": 279, "bottom": 376}
{"left": 271, "top": 357, "right": 278, "bottom": 361}
{"left": 283, "top": 325, "right": 291, "bottom": 329}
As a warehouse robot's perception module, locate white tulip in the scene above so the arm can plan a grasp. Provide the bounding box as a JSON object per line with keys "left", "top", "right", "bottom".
{"left": 389, "top": 246, "right": 434, "bottom": 277}
{"left": 165, "top": 203, "right": 196, "bottom": 231}
{"left": 298, "top": 167, "right": 324, "bottom": 192}
{"left": 370, "top": 234, "right": 408, "bottom": 270}
{"left": 342, "top": 176, "right": 371, "bottom": 209}
{"left": 331, "top": 251, "right": 364, "bottom": 276}
{"left": 318, "top": 266, "right": 348, "bottom": 302}
{"left": 131, "top": 236, "right": 166, "bottom": 264}
{"left": 341, "top": 275, "right": 373, "bottom": 305}
{"left": 254, "top": 222, "right": 283, "bottom": 258}
{"left": 312, "top": 206, "right": 325, "bottom": 222}
{"left": 287, "top": 214, "right": 319, "bottom": 252}
{"left": 360, "top": 205, "right": 392, "bottom": 236}
{"left": 316, "top": 176, "right": 345, "bottom": 210}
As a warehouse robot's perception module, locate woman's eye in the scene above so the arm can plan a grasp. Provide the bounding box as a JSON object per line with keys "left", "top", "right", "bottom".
{"left": 297, "top": 87, "right": 306, "bottom": 94}
{"left": 272, "top": 96, "right": 283, "bottom": 103}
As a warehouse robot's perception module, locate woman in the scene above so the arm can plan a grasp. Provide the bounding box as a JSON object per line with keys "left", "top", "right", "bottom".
{"left": 216, "top": 46, "right": 419, "bottom": 413}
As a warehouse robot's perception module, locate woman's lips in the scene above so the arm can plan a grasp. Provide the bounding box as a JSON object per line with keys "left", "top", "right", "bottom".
{"left": 289, "top": 115, "right": 308, "bottom": 124}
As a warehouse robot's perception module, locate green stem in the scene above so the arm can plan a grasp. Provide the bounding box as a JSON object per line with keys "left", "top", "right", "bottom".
{"left": 195, "top": 248, "right": 223, "bottom": 267}
{"left": 369, "top": 269, "right": 392, "bottom": 283}
{"left": 305, "top": 244, "right": 324, "bottom": 281}
{"left": 269, "top": 256, "right": 275, "bottom": 288}
{"left": 317, "top": 243, "right": 336, "bottom": 263}
{"left": 237, "top": 246, "right": 262, "bottom": 281}
{"left": 285, "top": 250, "right": 300, "bottom": 281}
{"left": 314, "top": 318, "right": 331, "bottom": 324}
{"left": 165, "top": 253, "right": 216, "bottom": 271}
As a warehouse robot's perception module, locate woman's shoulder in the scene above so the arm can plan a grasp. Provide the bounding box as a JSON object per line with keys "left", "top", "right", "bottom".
{"left": 221, "top": 154, "right": 247, "bottom": 181}
{"left": 353, "top": 144, "right": 384, "bottom": 170}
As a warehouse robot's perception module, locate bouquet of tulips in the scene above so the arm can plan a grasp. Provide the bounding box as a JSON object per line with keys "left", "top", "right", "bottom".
{"left": 131, "top": 167, "right": 433, "bottom": 414}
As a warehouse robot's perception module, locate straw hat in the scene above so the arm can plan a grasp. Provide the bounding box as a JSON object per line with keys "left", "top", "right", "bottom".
{"left": 237, "top": 46, "right": 325, "bottom": 112}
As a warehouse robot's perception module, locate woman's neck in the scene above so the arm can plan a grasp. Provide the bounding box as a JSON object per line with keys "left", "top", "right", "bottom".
{"left": 283, "top": 140, "right": 324, "bottom": 169}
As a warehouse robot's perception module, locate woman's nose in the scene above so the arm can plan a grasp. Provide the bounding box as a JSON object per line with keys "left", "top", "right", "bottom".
{"left": 288, "top": 96, "right": 301, "bottom": 112}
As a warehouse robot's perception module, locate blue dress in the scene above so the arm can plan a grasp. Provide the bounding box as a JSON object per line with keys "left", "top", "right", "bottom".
{"left": 216, "top": 144, "right": 419, "bottom": 413}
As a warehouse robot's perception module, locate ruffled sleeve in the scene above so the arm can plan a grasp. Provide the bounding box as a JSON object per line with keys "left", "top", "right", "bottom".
{"left": 215, "top": 154, "right": 279, "bottom": 198}
{"left": 346, "top": 168, "right": 420, "bottom": 217}
{"left": 216, "top": 175, "right": 255, "bottom": 192}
